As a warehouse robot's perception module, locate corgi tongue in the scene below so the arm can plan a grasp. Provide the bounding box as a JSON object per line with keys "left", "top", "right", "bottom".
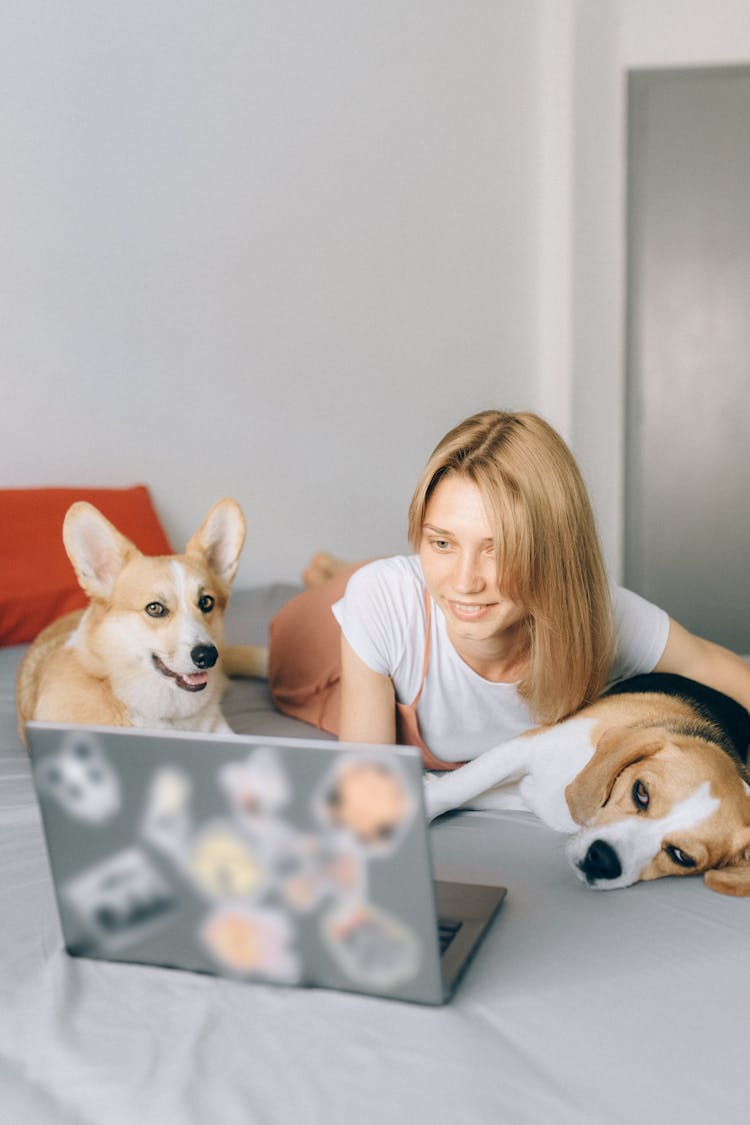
{"left": 152, "top": 654, "right": 209, "bottom": 693}
{"left": 180, "top": 671, "right": 209, "bottom": 688}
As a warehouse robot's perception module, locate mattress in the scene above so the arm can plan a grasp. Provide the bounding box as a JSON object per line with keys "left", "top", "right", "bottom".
{"left": 0, "top": 585, "right": 747, "bottom": 1125}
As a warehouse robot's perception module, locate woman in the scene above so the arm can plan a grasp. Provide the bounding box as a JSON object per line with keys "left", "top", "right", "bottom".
{"left": 268, "top": 410, "right": 750, "bottom": 769}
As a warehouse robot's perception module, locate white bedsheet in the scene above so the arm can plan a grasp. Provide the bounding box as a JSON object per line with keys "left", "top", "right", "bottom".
{"left": 1, "top": 588, "right": 747, "bottom": 1125}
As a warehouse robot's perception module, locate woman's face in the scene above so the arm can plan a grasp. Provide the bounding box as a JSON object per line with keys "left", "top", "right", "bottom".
{"left": 418, "top": 472, "right": 528, "bottom": 648}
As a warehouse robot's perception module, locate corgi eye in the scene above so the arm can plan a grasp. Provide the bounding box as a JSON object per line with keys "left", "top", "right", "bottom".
{"left": 632, "top": 779, "right": 649, "bottom": 811}
{"left": 664, "top": 844, "right": 697, "bottom": 869}
{"left": 198, "top": 594, "right": 215, "bottom": 614}
{"left": 145, "top": 602, "right": 168, "bottom": 618}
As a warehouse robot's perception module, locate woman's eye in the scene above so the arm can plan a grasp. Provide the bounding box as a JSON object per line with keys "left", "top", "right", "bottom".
{"left": 198, "top": 594, "right": 215, "bottom": 614}
{"left": 632, "top": 779, "right": 650, "bottom": 811}
{"left": 431, "top": 539, "right": 451, "bottom": 551}
{"left": 145, "top": 602, "right": 168, "bottom": 618}
{"left": 664, "top": 844, "right": 697, "bottom": 869}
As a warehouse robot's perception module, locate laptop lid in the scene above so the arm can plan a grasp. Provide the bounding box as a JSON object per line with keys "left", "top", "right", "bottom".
{"left": 27, "top": 723, "right": 504, "bottom": 1005}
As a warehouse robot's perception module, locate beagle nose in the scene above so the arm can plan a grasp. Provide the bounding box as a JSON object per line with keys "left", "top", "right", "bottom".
{"left": 580, "top": 839, "right": 622, "bottom": 882}
{"left": 191, "top": 644, "right": 219, "bottom": 670}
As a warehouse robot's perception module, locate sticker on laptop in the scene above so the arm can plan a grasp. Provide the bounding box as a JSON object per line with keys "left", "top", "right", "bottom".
{"left": 140, "top": 766, "right": 193, "bottom": 860}
{"left": 186, "top": 821, "right": 266, "bottom": 901}
{"left": 35, "top": 731, "right": 121, "bottom": 824}
{"left": 219, "top": 746, "right": 291, "bottom": 824}
{"left": 315, "top": 755, "right": 416, "bottom": 853}
{"left": 276, "top": 834, "right": 367, "bottom": 913}
{"left": 199, "top": 904, "right": 301, "bottom": 982}
{"left": 63, "top": 847, "right": 177, "bottom": 951}
{"left": 321, "top": 902, "right": 421, "bottom": 990}
{"left": 218, "top": 747, "right": 300, "bottom": 862}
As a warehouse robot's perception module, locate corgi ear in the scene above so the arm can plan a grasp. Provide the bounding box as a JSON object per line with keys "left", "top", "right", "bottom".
{"left": 564, "top": 725, "right": 666, "bottom": 826}
{"left": 185, "top": 499, "right": 246, "bottom": 587}
{"left": 63, "top": 502, "right": 140, "bottom": 601}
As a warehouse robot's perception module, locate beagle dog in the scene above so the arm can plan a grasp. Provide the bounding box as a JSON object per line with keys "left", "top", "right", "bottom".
{"left": 425, "top": 674, "right": 750, "bottom": 895}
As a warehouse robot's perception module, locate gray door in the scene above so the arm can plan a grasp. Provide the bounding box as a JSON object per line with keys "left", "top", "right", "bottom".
{"left": 625, "top": 66, "right": 750, "bottom": 652}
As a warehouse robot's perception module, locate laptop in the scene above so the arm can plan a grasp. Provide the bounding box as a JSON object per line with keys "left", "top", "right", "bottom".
{"left": 27, "top": 722, "right": 506, "bottom": 1006}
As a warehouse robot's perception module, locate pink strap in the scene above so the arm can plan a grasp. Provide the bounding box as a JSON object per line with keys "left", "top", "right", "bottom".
{"left": 410, "top": 588, "right": 432, "bottom": 708}
{"left": 394, "top": 587, "right": 463, "bottom": 771}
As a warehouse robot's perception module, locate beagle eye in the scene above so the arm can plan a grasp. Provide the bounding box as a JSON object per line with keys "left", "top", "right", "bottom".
{"left": 632, "top": 779, "right": 650, "bottom": 812}
{"left": 664, "top": 844, "right": 697, "bottom": 869}
{"left": 198, "top": 594, "right": 215, "bottom": 614}
{"left": 145, "top": 602, "right": 168, "bottom": 618}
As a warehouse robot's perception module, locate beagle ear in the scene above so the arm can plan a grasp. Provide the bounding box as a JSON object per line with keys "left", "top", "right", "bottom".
{"left": 63, "top": 502, "right": 140, "bottom": 601}
{"left": 704, "top": 865, "right": 750, "bottom": 896}
{"left": 564, "top": 725, "right": 665, "bottom": 826}
{"left": 704, "top": 827, "right": 750, "bottom": 895}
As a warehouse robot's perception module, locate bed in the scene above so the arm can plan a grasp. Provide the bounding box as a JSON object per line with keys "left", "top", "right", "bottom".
{"left": 1, "top": 583, "right": 747, "bottom": 1125}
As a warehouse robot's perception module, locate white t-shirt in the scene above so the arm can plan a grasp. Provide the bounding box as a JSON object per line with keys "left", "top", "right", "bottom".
{"left": 332, "top": 555, "right": 670, "bottom": 764}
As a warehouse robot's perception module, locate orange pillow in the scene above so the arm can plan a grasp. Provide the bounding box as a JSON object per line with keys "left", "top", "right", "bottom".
{"left": 0, "top": 486, "right": 173, "bottom": 646}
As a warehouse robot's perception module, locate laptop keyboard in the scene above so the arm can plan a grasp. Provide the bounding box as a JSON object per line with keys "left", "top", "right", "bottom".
{"left": 437, "top": 919, "right": 462, "bottom": 955}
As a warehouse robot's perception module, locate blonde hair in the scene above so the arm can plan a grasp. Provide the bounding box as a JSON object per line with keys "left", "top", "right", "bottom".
{"left": 407, "top": 410, "right": 614, "bottom": 724}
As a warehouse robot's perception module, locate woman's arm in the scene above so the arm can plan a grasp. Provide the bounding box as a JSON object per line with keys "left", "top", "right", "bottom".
{"left": 338, "top": 635, "right": 397, "bottom": 744}
{"left": 654, "top": 618, "right": 750, "bottom": 712}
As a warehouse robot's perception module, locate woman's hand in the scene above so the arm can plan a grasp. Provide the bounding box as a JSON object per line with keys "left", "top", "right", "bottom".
{"left": 338, "top": 636, "right": 397, "bottom": 744}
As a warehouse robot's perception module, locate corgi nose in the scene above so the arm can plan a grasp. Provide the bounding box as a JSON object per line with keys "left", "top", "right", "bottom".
{"left": 579, "top": 839, "right": 622, "bottom": 882}
{"left": 191, "top": 644, "right": 219, "bottom": 670}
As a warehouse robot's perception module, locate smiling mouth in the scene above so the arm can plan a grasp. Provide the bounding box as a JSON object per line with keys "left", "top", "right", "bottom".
{"left": 151, "top": 654, "right": 209, "bottom": 693}
{"left": 447, "top": 601, "right": 494, "bottom": 620}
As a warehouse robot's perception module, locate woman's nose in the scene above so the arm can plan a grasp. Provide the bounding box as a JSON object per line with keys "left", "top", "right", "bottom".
{"left": 452, "top": 553, "right": 485, "bottom": 593}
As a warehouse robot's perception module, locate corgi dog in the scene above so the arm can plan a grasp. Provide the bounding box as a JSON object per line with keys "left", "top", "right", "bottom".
{"left": 17, "top": 499, "right": 266, "bottom": 745}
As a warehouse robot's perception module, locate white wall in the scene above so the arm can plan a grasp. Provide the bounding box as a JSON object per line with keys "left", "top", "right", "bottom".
{"left": 1, "top": 1, "right": 547, "bottom": 586}
{"left": 5, "top": 0, "right": 749, "bottom": 589}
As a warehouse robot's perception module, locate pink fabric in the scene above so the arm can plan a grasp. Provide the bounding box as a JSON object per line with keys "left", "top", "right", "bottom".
{"left": 268, "top": 567, "right": 463, "bottom": 771}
